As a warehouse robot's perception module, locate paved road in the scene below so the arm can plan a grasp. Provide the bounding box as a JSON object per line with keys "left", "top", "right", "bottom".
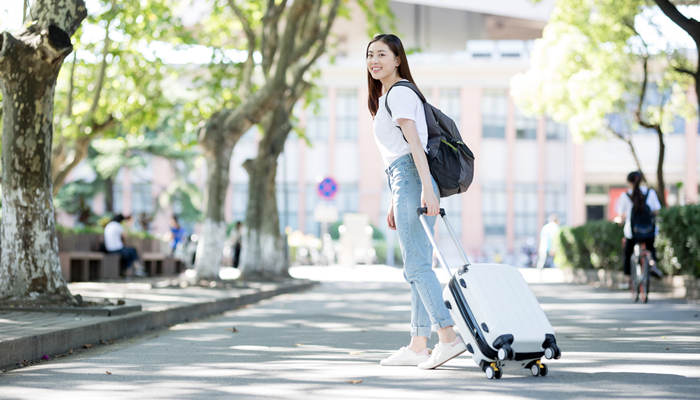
{"left": 1, "top": 266, "right": 699, "bottom": 400}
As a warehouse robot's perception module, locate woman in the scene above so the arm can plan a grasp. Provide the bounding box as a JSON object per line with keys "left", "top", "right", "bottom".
{"left": 615, "top": 171, "right": 663, "bottom": 280}
{"left": 367, "top": 34, "right": 466, "bottom": 369}
{"left": 104, "top": 214, "right": 146, "bottom": 277}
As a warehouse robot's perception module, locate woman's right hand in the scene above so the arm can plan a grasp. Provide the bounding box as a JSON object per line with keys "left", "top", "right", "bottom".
{"left": 387, "top": 204, "right": 396, "bottom": 230}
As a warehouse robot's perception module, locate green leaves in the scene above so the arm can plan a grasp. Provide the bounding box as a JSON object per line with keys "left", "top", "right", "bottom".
{"left": 52, "top": 0, "right": 192, "bottom": 191}
{"left": 512, "top": 0, "right": 694, "bottom": 141}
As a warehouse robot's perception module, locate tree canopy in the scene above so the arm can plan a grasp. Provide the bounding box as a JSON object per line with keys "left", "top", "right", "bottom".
{"left": 512, "top": 0, "right": 695, "bottom": 142}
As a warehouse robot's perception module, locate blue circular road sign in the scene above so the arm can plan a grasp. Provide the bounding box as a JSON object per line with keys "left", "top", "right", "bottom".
{"left": 318, "top": 177, "right": 338, "bottom": 200}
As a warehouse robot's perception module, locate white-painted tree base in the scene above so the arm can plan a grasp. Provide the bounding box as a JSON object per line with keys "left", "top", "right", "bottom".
{"left": 193, "top": 219, "right": 226, "bottom": 280}
{"left": 240, "top": 230, "right": 288, "bottom": 279}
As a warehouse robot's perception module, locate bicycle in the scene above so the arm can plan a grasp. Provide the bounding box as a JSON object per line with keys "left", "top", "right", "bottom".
{"left": 629, "top": 242, "right": 652, "bottom": 303}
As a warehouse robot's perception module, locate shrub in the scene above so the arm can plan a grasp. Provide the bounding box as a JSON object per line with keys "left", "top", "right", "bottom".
{"left": 374, "top": 240, "right": 403, "bottom": 265}
{"left": 555, "top": 204, "right": 700, "bottom": 277}
{"left": 656, "top": 204, "right": 700, "bottom": 277}
{"left": 582, "top": 221, "right": 623, "bottom": 270}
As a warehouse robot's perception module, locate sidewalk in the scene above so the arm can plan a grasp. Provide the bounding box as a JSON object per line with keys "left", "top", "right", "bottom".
{"left": 1, "top": 265, "right": 698, "bottom": 400}
{"left": 0, "top": 269, "right": 316, "bottom": 371}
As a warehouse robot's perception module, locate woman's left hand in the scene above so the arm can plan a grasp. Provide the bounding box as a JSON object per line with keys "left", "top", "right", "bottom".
{"left": 421, "top": 186, "right": 440, "bottom": 216}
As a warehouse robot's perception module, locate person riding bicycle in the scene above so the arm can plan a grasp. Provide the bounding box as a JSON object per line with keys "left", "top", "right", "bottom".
{"left": 615, "top": 171, "right": 663, "bottom": 282}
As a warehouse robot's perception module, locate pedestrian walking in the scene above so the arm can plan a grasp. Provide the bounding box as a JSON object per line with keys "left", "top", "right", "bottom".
{"left": 366, "top": 33, "right": 466, "bottom": 369}
{"left": 231, "top": 221, "right": 243, "bottom": 269}
{"left": 536, "top": 214, "right": 560, "bottom": 270}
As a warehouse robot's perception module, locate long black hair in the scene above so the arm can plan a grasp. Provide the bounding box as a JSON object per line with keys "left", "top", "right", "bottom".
{"left": 366, "top": 34, "right": 422, "bottom": 117}
{"left": 627, "top": 171, "right": 645, "bottom": 210}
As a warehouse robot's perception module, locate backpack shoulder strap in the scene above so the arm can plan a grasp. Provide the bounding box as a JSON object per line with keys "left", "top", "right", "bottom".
{"left": 384, "top": 80, "right": 426, "bottom": 117}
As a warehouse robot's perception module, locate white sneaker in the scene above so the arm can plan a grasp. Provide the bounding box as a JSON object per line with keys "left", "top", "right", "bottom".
{"left": 379, "top": 346, "right": 430, "bottom": 366}
{"left": 133, "top": 265, "right": 147, "bottom": 277}
{"left": 418, "top": 337, "right": 467, "bottom": 369}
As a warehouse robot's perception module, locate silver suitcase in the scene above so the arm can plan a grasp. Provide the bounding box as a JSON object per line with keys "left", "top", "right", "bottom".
{"left": 418, "top": 207, "right": 562, "bottom": 379}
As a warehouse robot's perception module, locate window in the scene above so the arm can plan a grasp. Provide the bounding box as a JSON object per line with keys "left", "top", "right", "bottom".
{"left": 335, "top": 183, "right": 358, "bottom": 215}
{"left": 306, "top": 94, "right": 329, "bottom": 141}
{"left": 112, "top": 183, "right": 123, "bottom": 214}
{"left": 672, "top": 116, "right": 685, "bottom": 135}
{"left": 436, "top": 193, "right": 462, "bottom": 238}
{"left": 515, "top": 107, "right": 537, "bottom": 140}
{"left": 438, "top": 88, "right": 461, "bottom": 127}
{"left": 481, "top": 89, "right": 507, "bottom": 139}
{"left": 545, "top": 118, "right": 566, "bottom": 140}
{"left": 231, "top": 183, "right": 248, "bottom": 223}
{"left": 131, "top": 182, "right": 153, "bottom": 214}
{"left": 131, "top": 181, "right": 153, "bottom": 231}
{"left": 335, "top": 89, "right": 358, "bottom": 140}
{"left": 305, "top": 183, "right": 321, "bottom": 235}
{"left": 545, "top": 183, "right": 567, "bottom": 226}
{"left": 276, "top": 182, "right": 299, "bottom": 231}
{"left": 482, "top": 182, "right": 506, "bottom": 235}
{"left": 514, "top": 183, "right": 538, "bottom": 239}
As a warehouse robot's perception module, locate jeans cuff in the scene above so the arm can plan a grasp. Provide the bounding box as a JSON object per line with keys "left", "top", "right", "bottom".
{"left": 434, "top": 316, "right": 455, "bottom": 330}
{"left": 411, "top": 325, "right": 431, "bottom": 338}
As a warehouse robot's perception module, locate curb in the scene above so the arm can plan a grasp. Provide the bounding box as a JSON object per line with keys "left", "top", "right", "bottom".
{"left": 0, "top": 279, "right": 317, "bottom": 370}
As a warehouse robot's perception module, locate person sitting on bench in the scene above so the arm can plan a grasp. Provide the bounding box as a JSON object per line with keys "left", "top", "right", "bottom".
{"left": 104, "top": 214, "right": 146, "bottom": 277}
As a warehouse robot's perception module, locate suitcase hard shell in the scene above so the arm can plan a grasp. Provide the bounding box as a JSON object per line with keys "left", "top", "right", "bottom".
{"left": 417, "top": 208, "right": 562, "bottom": 379}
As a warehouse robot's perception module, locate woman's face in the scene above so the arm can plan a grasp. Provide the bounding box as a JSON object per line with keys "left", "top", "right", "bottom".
{"left": 367, "top": 40, "right": 399, "bottom": 81}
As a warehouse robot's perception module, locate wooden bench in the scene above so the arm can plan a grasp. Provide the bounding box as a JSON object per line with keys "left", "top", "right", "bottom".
{"left": 141, "top": 253, "right": 186, "bottom": 276}
{"left": 59, "top": 251, "right": 121, "bottom": 282}
{"left": 57, "top": 232, "right": 183, "bottom": 281}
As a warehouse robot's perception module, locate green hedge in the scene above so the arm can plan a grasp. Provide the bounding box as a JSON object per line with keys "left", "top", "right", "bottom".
{"left": 554, "top": 221, "right": 622, "bottom": 271}
{"left": 57, "top": 225, "right": 156, "bottom": 239}
{"left": 374, "top": 240, "right": 403, "bottom": 265}
{"left": 656, "top": 204, "right": 700, "bottom": 277}
{"left": 555, "top": 204, "right": 700, "bottom": 277}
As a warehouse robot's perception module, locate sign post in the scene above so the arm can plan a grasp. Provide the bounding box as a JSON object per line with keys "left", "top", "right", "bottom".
{"left": 315, "top": 177, "right": 339, "bottom": 265}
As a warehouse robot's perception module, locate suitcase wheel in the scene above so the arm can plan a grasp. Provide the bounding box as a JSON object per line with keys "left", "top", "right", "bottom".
{"left": 530, "top": 360, "right": 547, "bottom": 377}
{"left": 485, "top": 362, "right": 502, "bottom": 380}
{"left": 544, "top": 344, "right": 561, "bottom": 360}
{"left": 497, "top": 345, "right": 514, "bottom": 361}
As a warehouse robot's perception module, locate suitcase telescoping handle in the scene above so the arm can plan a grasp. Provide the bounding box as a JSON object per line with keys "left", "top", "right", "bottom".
{"left": 417, "top": 207, "right": 472, "bottom": 277}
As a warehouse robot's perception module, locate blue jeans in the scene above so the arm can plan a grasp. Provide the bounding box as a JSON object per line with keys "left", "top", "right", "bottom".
{"left": 109, "top": 247, "right": 139, "bottom": 272}
{"left": 386, "top": 153, "right": 454, "bottom": 338}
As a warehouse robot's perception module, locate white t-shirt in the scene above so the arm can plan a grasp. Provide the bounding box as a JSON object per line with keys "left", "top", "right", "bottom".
{"left": 615, "top": 186, "right": 661, "bottom": 239}
{"left": 373, "top": 83, "right": 429, "bottom": 167}
{"left": 104, "top": 221, "right": 124, "bottom": 252}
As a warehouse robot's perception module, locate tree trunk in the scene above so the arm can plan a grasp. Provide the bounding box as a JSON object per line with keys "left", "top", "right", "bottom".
{"left": 194, "top": 112, "right": 235, "bottom": 280}
{"left": 608, "top": 129, "right": 647, "bottom": 181}
{"left": 655, "top": 127, "right": 667, "bottom": 207}
{"left": 0, "top": 0, "right": 87, "bottom": 301}
{"left": 105, "top": 177, "right": 114, "bottom": 213}
{"left": 240, "top": 156, "right": 288, "bottom": 280}
{"left": 240, "top": 106, "right": 292, "bottom": 281}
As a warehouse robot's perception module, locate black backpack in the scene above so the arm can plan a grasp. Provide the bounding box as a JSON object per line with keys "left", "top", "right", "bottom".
{"left": 627, "top": 189, "right": 655, "bottom": 239}
{"left": 385, "top": 81, "right": 475, "bottom": 197}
